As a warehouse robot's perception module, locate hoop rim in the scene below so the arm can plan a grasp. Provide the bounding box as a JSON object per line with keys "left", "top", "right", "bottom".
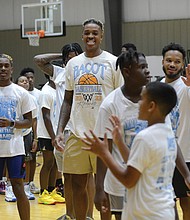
{"left": 26, "top": 31, "right": 39, "bottom": 36}
{"left": 26, "top": 30, "right": 45, "bottom": 38}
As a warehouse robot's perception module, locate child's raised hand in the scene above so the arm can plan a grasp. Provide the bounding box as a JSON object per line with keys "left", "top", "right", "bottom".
{"left": 81, "top": 130, "right": 109, "bottom": 158}
{"left": 107, "top": 115, "right": 123, "bottom": 146}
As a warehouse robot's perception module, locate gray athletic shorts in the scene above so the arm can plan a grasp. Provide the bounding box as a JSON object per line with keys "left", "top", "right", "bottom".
{"left": 108, "top": 194, "right": 124, "bottom": 212}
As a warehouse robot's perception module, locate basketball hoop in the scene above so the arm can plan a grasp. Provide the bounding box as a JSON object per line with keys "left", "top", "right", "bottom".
{"left": 26, "top": 30, "right": 45, "bottom": 46}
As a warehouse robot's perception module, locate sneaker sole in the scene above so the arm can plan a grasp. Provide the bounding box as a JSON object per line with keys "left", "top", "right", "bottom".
{"left": 5, "top": 198, "right": 17, "bottom": 202}
{"left": 55, "top": 201, "right": 65, "bottom": 204}
{"left": 56, "top": 214, "right": 72, "bottom": 220}
{"left": 30, "top": 191, "right": 40, "bottom": 194}
{"left": 51, "top": 198, "right": 65, "bottom": 203}
{"left": 38, "top": 200, "right": 56, "bottom": 205}
{"left": 28, "top": 197, "right": 35, "bottom": 200}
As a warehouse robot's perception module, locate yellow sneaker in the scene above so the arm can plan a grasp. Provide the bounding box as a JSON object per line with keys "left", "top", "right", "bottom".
{"left": 50, "top": 188, "right": 65, "bottom": 203}
{"left": 38, "top": 190, "right": 56, "bottom": 205}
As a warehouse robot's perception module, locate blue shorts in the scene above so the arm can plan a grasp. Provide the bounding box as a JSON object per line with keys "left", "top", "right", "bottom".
{"left": 0, "top": 155, "right": 26, "bottom": 179}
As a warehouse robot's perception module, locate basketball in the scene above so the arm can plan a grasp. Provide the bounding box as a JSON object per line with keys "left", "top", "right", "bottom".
{"left": 38, "top": 30, "right": 45, "bottom": 38}
{"left": 78, "top": 74, "right": 98, "bottom": 85}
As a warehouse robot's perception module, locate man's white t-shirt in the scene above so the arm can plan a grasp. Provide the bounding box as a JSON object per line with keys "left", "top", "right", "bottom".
{"left": 29, "top": 87, "right": 42, "bottom": 104}
{"left": 0, "top": 83, "right": 36, "bottom": 157}
{"left": 94, "top": 87, "right": 147, "bottom": 197}
{"left": 65, "top": 51, "right": 123, "bottom": 138}
{"left": 123, "top": 123, "right": 176, "bottom": 220}
{"left": 29, "top": 87, "right": 42, "bottom": 128}
{"left": 22, "top": 93, "right": 37, "bottom": 137}
{"left": 51, "top": 65, "right": 70, "bottom": 132}
{"left": 37, "top": 83, "right": 56, "bottom": 138}
{"left": 166, "top": 77, "right": 190, "bottom": 162}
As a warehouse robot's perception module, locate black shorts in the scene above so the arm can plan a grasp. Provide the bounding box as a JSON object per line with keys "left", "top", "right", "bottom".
{"left": 23, "top": 132, "right": 33, "bottom": 161}
{"left": 172, "top": 162, "right": 190, "bottom": 198}
{"left": 38, "top": 138, "right": 54, "bottom": 151}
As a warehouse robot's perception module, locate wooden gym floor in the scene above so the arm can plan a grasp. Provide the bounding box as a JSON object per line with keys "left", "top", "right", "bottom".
{"left": 0, "top": 154, "right": 183, "bottom": 220}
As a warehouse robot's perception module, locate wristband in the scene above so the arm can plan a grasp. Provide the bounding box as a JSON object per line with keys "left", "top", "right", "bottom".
{"left": 33, "top": 139, "right": 38, "bottom": 142}
{"left": 10, "top": 120, "right": 15, "bottom": 128}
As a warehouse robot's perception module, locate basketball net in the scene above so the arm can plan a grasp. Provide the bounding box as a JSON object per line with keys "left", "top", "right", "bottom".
{"left": 27, "top": 34, "right": 40, "bottom": 46}
{"left": 26, "top": 30, "right": 45, "bottom": 46}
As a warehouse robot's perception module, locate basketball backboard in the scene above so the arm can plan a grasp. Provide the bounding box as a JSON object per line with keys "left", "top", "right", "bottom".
{"left": 21, "top": 0, "right": 65, "bottom": 38}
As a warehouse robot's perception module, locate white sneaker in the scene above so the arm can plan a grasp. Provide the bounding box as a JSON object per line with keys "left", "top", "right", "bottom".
{"left": 24, "top": 184, "right": 35, "bottom": 200}
{"left": 29, "top": 181, "right": 40, "bottom": 194}
{"left": 5, "top": 185, "right": 17, "bottom": 202}
{"left": 0, "top": 177, "right": 7, "bottom": 195}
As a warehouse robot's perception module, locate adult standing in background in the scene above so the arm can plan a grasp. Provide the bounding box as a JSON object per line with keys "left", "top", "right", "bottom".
{"left": 161, "top": 42, "right": 190, "bottom": 220}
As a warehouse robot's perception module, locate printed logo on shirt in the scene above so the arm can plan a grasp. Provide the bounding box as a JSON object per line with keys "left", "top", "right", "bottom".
{"left": 73, "top": 62, "right": 107, "bottom": 80}
{"left": 156, "top": 137, "right": 176, "bottom": 190}
{"left": 123, "top": 118, "right": 148, "bottom": 148}
{"left": 0, "top": 97, "right": 17, "bottom": 140}
{"left": 75, "top": 73, "right": 102, "bottom": 108}
{"left": 169, "top": 102, "right": 179, "bottom": 137}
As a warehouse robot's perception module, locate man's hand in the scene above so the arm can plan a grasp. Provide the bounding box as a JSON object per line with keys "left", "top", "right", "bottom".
{"left": 185, "top": 175, "right": 190, "bottom": 197}
{"left": 182, "top": 64, "right": 190, "bottom": 86}
{"left": 54, "top": 133, "right": 65, "bottom": 152}
{"left": 0, "top": 117, "right": 12, "bottom": 127}
{"left": 94, "top": 190, "right": 109, "bottom": 213}
{"left": 31, "top": 140, "right": 38, "bottom": 152}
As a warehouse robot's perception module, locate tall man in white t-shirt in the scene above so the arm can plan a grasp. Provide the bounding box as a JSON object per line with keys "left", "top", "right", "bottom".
{"left": 54, "top": 18, "right": 123, "bottom": 220}
{"left": 161, "top": 42, "right": 190, "bottom": 220}
{"left": 0, "top": 54, "right": 36, "bottom": 220}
